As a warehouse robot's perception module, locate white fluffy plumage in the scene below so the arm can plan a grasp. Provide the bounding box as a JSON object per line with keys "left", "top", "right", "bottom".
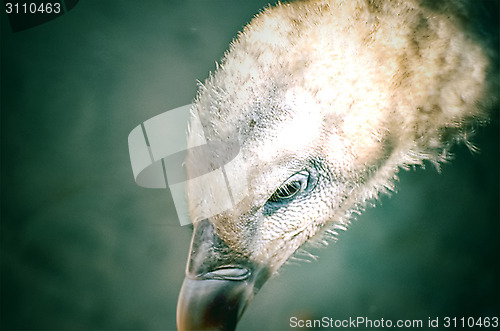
{"left": 186, "top": 0, "right": 498, "bottom": 271}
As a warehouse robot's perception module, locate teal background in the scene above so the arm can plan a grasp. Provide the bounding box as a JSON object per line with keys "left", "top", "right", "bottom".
{"left": 1, "top": 1, "right": 498, "bottom": 330}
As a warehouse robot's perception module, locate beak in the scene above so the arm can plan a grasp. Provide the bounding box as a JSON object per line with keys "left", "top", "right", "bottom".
{"left": 177, "top": 219, "right": 270, "bottom": 331}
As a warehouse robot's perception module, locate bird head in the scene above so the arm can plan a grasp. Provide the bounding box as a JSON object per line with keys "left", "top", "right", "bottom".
{"left": 176, "top": 0, "right": 497, "bottom": 330}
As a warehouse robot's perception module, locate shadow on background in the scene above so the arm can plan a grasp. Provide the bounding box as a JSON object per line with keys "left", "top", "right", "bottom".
{"left": 1, "top": 1, "right": 498, "bottom": 330}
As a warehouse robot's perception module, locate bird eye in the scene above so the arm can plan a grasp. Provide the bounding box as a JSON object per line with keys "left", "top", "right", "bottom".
{"left": 268, "top": 171, "right": 309, "bottom": 203}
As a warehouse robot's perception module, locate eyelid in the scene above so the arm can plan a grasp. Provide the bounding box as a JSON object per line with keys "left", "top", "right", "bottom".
{"left": 268, "top": 171, "right": 309, "bottom": 203}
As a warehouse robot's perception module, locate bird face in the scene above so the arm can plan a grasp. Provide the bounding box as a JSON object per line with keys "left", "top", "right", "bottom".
{"left": 176, "top": 0, "right": 495, "bottom": 330}
{"left": 177, "top": 86, "right": 398, "bottom": 330}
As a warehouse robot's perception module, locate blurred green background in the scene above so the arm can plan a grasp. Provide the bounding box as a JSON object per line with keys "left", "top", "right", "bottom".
{"left": 1, "top": 1, "right": 498, "bottom": 330}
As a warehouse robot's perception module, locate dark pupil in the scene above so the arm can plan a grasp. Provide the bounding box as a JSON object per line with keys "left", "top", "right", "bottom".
{"left": 270, "top": 181, "right": 301, "bottom": 202}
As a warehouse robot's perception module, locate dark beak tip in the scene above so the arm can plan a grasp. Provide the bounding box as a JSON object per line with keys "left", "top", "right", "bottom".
{"left": 177, "top": 219, "right": 272, "bottom": 330}
{"left": 177, "top": 277, "right": 250, "bottom": 331}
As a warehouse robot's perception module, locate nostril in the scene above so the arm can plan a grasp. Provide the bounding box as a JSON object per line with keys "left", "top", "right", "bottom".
{"left": 200, "top": 267, "right": 251, "bottom": 281}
